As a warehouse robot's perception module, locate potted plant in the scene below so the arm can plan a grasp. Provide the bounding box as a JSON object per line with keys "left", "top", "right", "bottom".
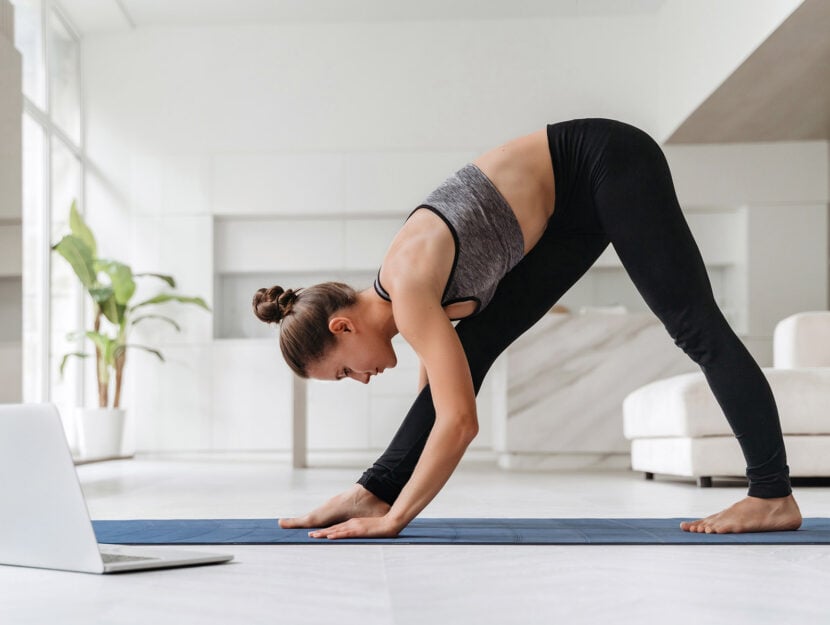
{"left": 52, "top": 200, "right": 210, "bottom": 459}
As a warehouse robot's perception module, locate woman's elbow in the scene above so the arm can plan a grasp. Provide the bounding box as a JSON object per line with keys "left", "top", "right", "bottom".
{"left": 437, "top": 415, "right": 478, "bottom": 442}
{"left": 458, "top": 416, "right": 479, "bottom": 442}
{"left": 463, "top": 427, "right": 478, "bottom": 444}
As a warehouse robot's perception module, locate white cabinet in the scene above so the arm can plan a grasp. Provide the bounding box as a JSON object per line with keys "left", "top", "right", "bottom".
{"left": 211, "top": 212, "right": 493, "bottom": 460}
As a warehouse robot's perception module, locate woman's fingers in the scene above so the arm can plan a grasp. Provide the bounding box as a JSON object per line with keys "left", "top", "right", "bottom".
{"left": 308, "top": 521, "right": 353, "bottom": 538}
{"left": 307, "top": 516, "right": 401, "bottom": 540}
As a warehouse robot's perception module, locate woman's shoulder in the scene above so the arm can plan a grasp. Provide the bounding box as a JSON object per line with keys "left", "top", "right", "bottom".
{"left": 377, "top": 208, "right": 456, "bottom": 302}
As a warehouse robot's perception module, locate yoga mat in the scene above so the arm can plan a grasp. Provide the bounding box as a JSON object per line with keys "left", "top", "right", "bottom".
{"left": 92, "top": 518, "right": 830, "bottom": 545}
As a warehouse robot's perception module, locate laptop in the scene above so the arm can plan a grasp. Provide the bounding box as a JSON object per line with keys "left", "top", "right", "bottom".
{"left": 0, "top": 403, "right": 233, "bottom": 574}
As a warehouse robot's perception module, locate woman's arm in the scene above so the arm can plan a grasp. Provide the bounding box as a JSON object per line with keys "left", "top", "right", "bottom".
{"left": 418, "top": 358, "right": 429, "bottom": 394}
{"left": 309, "top": 278, "right": 479, "bottom": 539}
{"left": 384, "top": 289, "right": 479, "bottom": 528}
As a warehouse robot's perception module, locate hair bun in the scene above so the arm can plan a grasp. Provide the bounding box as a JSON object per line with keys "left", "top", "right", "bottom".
{"left": 277, "top": 288, "right": 299, "bottom": 316}
{"left": 252, "top": 285, "right": 299, "bottom": 324}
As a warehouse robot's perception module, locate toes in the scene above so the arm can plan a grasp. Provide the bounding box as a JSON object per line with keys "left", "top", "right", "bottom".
{"left": 680, "top": 520, "right": 705, "bottom": 532}
{"left": 680, "top": 511, "right": 743, "bottom": 535}
{"left": 685, "top": 520, "right": 736, "bottom": 534}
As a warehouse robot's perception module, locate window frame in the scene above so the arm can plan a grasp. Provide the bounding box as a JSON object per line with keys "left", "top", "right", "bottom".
{"left": 19, "top": 0, "right": 86, "bottom": 408}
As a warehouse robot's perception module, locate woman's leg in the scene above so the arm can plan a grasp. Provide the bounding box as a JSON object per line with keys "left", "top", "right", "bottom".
{"left": 591, "top": 121, "right": 792, "bottom": 499}
{"left": 357, "top": 225, "right": 610, "bottom": 504}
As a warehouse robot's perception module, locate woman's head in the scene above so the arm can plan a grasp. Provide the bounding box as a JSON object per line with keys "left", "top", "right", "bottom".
{"left": 252, "top": 282, "right": 397, "bottom": 381}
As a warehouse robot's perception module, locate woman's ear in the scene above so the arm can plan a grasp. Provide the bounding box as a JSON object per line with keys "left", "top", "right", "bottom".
{"left": 328, "top": 316, "right": 353, "bottom": 334}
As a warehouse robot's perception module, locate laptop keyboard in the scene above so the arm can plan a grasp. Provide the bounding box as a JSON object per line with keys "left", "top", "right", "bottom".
{"left": 101, "top": 553, "right": 159, "bottom": 563}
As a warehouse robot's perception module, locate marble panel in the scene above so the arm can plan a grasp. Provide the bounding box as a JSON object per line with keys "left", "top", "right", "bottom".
{"left": 499, "top": 311, "right": 698, "bottom": 456}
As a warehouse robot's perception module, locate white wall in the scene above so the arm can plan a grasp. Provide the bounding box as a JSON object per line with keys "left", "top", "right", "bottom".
{"left": 81, "top": 14, "right": 666, "bottom": 455}
{"left": 663, "top": 139, "right": 829, "bottom": 363}
{"left": 78, "top": 7, "right": 828, "bottom": 455}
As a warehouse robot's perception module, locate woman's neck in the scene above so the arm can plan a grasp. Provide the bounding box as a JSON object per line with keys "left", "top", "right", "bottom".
{"left": 358, "top": 288, "right": 399, "bottom": 340}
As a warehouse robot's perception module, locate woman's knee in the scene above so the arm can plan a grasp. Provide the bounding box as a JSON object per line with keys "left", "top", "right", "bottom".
{"left": 662, "top": 305, "right": 736, "bottom": 366}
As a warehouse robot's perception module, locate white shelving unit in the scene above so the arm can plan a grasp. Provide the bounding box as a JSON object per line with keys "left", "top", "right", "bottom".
{"left": 211, "top": 204, "right": 775, "bottom": 466}
{"left": 211, "top": 211, "right": 414, "bottom": 464}
{"left": 212, "top": 212, "right": 404, "bottom": 335}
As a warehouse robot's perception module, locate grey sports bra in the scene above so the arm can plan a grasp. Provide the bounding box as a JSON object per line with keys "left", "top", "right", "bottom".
{"left": 373, "top": 163, "right": 525, "bottom": 320}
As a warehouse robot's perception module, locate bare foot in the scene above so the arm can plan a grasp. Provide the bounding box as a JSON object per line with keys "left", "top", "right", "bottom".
{"left": 279, "top": 484, "right": 391, "bottom": 529}
{"left": 679, "top": 493, "right": 802, "bottom": 534}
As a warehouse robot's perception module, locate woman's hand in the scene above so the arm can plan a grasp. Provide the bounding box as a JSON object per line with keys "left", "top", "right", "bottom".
{"left": 308, "top": 515, "right": 403, "bottom": 540}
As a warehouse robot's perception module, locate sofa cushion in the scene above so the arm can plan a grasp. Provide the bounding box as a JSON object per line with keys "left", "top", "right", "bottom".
{"left": 774, "top": 311, "right": 830, "bottom": 369}
{"left": 623, "top": 367, "right": 830, "bottom": 438}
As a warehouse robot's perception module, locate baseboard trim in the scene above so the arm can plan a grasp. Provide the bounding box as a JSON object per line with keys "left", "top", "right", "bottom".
{"left": 122, "top": 448, "right": 502, "bottom": 469}
{"left": 497, "top": 452, "right": 631, "bottom": 472}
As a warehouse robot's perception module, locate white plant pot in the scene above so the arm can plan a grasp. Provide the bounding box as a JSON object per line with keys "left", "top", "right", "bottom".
{"left": 75, "top": 407, "right": 126, "bottom": 459}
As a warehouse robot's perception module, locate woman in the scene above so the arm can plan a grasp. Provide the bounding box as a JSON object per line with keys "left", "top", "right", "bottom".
{"left": 253, "top": 118, "right": 802, "bottom": 539}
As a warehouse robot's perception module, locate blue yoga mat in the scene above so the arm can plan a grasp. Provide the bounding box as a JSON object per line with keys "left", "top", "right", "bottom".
{"left": 91, "top": 518, "right": 830, "bottom": 545}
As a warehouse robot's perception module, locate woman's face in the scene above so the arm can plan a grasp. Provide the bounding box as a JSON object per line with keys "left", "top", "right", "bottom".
{"left": 306, "top": 317, "right": 397, "bottom": 384}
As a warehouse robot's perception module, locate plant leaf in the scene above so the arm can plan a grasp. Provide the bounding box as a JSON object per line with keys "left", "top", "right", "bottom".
{"left": 52, "top": 235, "right": 96, "bottom": 288}
{"left": 103, "top": 339, "right": 117, "bottom": 365}
{"left": 94, "top": 258, "right": 136, "bottom": 305}
{"left": 84, "top": 331, "right": 117, "bottom": 366}
{"left": 89, "top": 286, "right": 114, "bottom": 304}
{"left": 65, "top": 330, "right": 87, "bottom": 342}
{"left": 131, "top": 314, "right": 182, "bottom": 332}
{"left": 100, "top": 295, "right": 120, "bottom": 325}
{"left": 113, "top": 344, "right": 165, "bottom": 362}
{"left": 134, "top": 273, "right": 176, "bottom": 288}
{"left": 131, "top": 293, "right": 211, "bottom": 312}
{"left": 69, "top": 200, "right": 97, "bottom": 258}
{"left": 59, "top": 352, "right": 89, "bottom": 378}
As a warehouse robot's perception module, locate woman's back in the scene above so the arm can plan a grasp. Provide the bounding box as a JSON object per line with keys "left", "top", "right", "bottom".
{"left": 376, "top": 128, "right": 556, "bottom": 321}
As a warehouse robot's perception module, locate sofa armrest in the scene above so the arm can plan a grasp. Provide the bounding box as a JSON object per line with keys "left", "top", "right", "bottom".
{"left": 773, "top": 311, "right": 830, "bottom": 369}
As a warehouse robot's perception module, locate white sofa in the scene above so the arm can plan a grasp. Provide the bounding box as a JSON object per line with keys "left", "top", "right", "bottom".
{"left": 622, "top": 311, "right": 830, "bottom": 487}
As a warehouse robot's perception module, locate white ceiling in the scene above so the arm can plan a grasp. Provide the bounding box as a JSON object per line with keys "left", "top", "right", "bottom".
{"left": 667, "top": 0, "right": 830, "bottom": 142}
{"left": 56, "top": 0, "right": 667, "bottom": 35}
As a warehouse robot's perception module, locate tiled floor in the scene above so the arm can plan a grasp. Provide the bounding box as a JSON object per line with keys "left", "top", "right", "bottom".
{"left": 3, "top": 452, "right": 830, "bottom": 625}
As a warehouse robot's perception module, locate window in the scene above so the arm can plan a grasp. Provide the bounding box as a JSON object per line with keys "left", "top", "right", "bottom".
{"left": 47, "top": 8, "right": 80, "bottom": 144}
{"left": 49, "top": 136, "right": 82, "bottom": 413}
{"left": 14, "top": 0, "right": 85, "bottom": 430}
{"left": 12, "top": 0, "right": 45, "bottom": 109}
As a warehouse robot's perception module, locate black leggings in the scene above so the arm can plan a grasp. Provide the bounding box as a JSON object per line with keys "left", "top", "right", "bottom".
{"left": 357, "top": 118, "right": 791, "bottom": 502}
